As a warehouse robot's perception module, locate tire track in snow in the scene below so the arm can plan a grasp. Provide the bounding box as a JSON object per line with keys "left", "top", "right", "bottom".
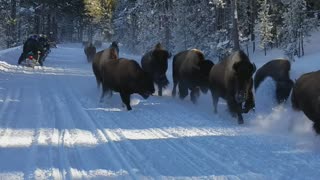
{"left": 128, "top": 104, "right": 235, "bottom": 176}
{"left": 64, "top": 84, "right": 155, "bottom": 179}
{"left": 50, "top": 91, "right": 84, "bottom": 180}
{"left": 22, "top": 85, "right": 44, "bottom": 179}
{"left": 0, "top": 88, "right": 19, "bottom": 137}
{"left": 137, "top": 104, "right": 260, "bottom": 176}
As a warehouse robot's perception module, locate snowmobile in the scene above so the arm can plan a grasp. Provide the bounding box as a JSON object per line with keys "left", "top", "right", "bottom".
{"left": 22, "top": 51, "right": 43, "bottom": 68}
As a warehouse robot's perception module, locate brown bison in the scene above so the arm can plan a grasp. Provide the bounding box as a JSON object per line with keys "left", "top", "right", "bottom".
{"left": 291, "top": 71, "right": 320, "bottom": 134}
{"left": 100, "top": 56, "right": 155, "bottom": 110}
{"left": 92, "top": 48, "right": 118, "bottom": 88}
{"left": 254, "top": 59, "right": 294, "bottom": 104}
{"left": 109, "top": 41, "right": 119, "bottom": 56}
{"left": 84, "top": 43, "right": 96, "bottom": 62}
{"left": 209, "top": 50, "right": 256, "bottom": 124}
{"left": 172, "top": 49, "right": 214, "bottom": 103}
{"left": 141, "top": 43, "right": 171, "bottom": 96}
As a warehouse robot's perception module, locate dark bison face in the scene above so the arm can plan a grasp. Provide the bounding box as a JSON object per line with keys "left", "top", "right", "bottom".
{"left": 233, "top": 61, "right": 256, "bottom": 103}
{"left": 276, "top": 80, "right": 294, "bottom": 103}
{"left": 151, "top": 50, "right": 170, "bottom": 86}
{"left": 138, "top": 72, "right": 155, "bottom": 99}
{"left": 198, "top": 60, "right": 214, "bottom": 93}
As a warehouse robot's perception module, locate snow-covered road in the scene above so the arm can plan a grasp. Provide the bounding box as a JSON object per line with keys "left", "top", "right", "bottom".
{"left": 0, "top": 44, "right": 319, "bottom": 179}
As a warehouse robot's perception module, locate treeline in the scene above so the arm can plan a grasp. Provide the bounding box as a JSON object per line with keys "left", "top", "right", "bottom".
{"left": 0, "top": 0, "right": 319, "bottom": 61}
{"left": 0, "top": 0, "right": 115, "bottom": 49}
{"left": 113, "top": 0, "right": 320, "bottom": 61}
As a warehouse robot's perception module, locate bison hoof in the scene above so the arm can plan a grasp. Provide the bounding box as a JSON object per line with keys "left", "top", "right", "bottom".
{"left": 238, "top": 119, "right": 244, "bottom": 124}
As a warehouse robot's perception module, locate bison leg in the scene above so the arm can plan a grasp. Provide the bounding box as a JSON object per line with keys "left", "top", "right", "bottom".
{"left": 172, "top": 79, "right": 178, "bottom": 97}
{"left": 178, "top": 81, "right": 188, "bottom": 100}
{"left": 210, "top": 89, "right": 219, "bottom": 113}
{"left": 120, "top": 92, "right": 132, "bottom": 111}
{"left": 236, "top": 111, "right": 244, "bottom": 124}
{"left": 227, "top": 99, "right": 244, "bottom": 124}
{"left": 99, "top": 85, "right": 107, "bottom": 102}
{"left": 190, "top": 87, "right": 200, "bottom": 104}
{"left": 158, "top": 84, "right": 163, "bottom": 96}
{"left": 243, "top": 91, "right": 255, "bottom": 113}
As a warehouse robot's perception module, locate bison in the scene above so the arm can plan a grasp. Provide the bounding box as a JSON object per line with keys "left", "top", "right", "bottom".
{"left": 172, "top": 49, "right": 214, "bottom": 103}
{"left": 141, "top": 43, "right": 171, "bottom": 96}
{"left": 92, "top": 48, "right": 118, "bottom": 88}
{"left": 84, "top": 43, "right": 96, "bottom": 62}
{"left": 291, "top": 71, "right": 320, "bottom": 134}
{"left": 109, "top": 41, "right": 119, "bottom": 56}
{"left": 100, "top": 55, "right": 155, "bottom": 110}
{"left": 254, "top": 59, "right": 294, "bottom": 104}
{"left": 209, "top": 50, "right": 256, "bottom": 124}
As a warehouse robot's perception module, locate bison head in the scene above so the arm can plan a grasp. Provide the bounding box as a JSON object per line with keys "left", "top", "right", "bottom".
{"left": 232, "top": 61, "right": 256, "bottom": 103}
{"left": 151, "top": 49, "right": 171, "bottom": 87}
{"left": 198, "top": 60, "right": 214, "bottom": 93}
{"left": 138, "top": 71, "right": 155, "bottom": 99}
{"left": 276, "top": 79, "right": 294, "bottom": 103}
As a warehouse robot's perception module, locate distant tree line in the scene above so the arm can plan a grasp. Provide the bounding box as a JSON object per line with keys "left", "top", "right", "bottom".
{"left": 0, "top": 0, "right": 115, "bottom": 48}
{"left": 113, "top": 0, "right": 320, "bottom": 61}
{"left": 0, "top": 0, "right": 319, "bottom": 61}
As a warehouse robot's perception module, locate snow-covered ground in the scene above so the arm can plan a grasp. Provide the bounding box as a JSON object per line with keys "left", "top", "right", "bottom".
{"left": 0, "top": 38, "right": 320, "bottom": 180}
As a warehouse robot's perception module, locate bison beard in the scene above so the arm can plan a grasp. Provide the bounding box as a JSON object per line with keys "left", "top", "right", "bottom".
{"left": 291, "top": 71, "right": 320, "bottom": 134}
{"left": 209, "top": 50, "right": 256, "bottom": 124}
{"left": 172, "top": 49, "right": 214, "bottom": 104}
{"left": 100, "top": 58, "right": 155, "bottom": 110}
{"left": 141, "top": 43, "right": 170, "bottom": 96}
{"left": 254, "top": 59, "right": 294, "bottom": 104}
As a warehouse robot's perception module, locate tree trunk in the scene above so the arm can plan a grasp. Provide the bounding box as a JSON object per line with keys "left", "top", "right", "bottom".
{"left": 8, "top": 0, "right": 17, "bottom": 47}
{"left": 232, "top": 0, "right": 240, "bottom": 51}
{"left": 301, "top": 34, "right": 304, "bottom": 56}
{"left": 164, "top": 0, "right": 172, "bottom": 50}
{"left": 250, "top": 0, "right": 256, "bottom": 53}
{"left": 79, "top": 17, "right": 83, "bottom": 42}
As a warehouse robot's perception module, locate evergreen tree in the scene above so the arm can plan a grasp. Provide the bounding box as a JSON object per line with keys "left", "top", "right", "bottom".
{"left": 258, "top": 0, "right": 273, "bottom": 55}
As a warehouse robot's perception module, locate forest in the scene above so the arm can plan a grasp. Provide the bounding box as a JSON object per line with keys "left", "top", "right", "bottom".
{"left": 0, "top": 0, "right": 319, "bottom": 61}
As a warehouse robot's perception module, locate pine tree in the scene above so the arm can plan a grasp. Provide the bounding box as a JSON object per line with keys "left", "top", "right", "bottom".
{"left": 280, "top": 0, "right": 316, "bottom": 61}
{"left": 258, "top": 0, "right": 273, "bottom": 55}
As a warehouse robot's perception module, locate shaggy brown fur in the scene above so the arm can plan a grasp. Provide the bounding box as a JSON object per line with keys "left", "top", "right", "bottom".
{"left": 172, "top": 49, "right": 214, "bottom": 104}
{"left": 141, "top": 43, "right": 171, "bottom": 96}
{"left": 209, "top": 50, "right": 256, "bottom": 124}
{"left": 291, "top": 71, "right": 320, "bottom": 134}
{"left": 100, "top": 58, "right": 155, "bottom": 110}
{"left": 92, "top": 48, "right": 118, "bottom": 88}
{"left": 254, "top": 59, "right": 293, "bottom": 103}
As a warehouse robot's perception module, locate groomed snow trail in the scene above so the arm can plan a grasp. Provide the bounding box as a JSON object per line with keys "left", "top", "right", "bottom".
{"left": 0, "top": 44, "right": 320, "bottom": 179}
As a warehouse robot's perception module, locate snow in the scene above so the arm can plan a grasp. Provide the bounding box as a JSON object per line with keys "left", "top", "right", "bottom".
{"left": 0, "top": 36, "right": 320, "bottom": 179}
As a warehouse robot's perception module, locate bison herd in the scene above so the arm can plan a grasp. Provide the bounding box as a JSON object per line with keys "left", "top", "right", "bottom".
{"left": 85, "top": 42, "right": 320, "bottom": 134}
